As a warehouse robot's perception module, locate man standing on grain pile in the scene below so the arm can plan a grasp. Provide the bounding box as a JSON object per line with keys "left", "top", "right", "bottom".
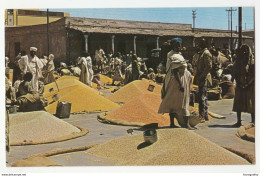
{"left": 158, "top": 38, "right": 194, "bottom": 130}
{"left": 193, "top": 38, "right": 212, "bottom": 123}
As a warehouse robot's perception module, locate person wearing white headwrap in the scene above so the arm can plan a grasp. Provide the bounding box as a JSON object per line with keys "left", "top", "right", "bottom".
{"left": 79, "top": 53, "right": 93, "bottom": 87}
{"left": 18, "top": 47, "right": 43, "bottom": 93}
{"left": 44, "top": 54, "right": 56, "bottom": 84}
{"left": 158, "top": 38, "right": 193, "bottom": 130}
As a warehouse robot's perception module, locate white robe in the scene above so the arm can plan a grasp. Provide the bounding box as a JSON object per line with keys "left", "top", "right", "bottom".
{"left": 158, "top": 52, "right": 191, "bottom": 118}
{"left": 79, "top": 57, "right": 94, "bottom": 87}
{"left": 18, "top": 55, "right": 44, "bottom": 92}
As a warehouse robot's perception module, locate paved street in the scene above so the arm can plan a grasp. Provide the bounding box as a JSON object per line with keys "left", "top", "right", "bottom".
{"left": 6, "top": 99, "right": 255, "bottom": 166}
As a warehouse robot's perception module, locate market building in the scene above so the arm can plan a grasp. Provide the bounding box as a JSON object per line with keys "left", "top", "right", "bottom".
{"left": 5, "top": 14, "right": 254, "bottom": 63}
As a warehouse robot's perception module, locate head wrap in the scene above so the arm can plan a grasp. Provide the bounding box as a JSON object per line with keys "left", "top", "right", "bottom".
{"left": 30, "top": 47, "right": 37, "bottom": 52}
{"left": 49, "top": 54, "right": 54, "bottom": 61}
{"left": 170, "top": 38, "right": 182, "bottom": 46}
{"left": 168, "top": 54, "right": 188, "bottom": 71}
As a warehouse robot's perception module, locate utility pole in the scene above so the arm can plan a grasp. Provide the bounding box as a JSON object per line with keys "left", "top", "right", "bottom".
{"left": 226, "top": 8, "right": 230, "bottom": 30}
{"left": 238, "top": 7, "right": 242, "bottom": 47}
{"left": 47, "top": 9, "right": 50, "bottom": 56}
{"left": 245, "top": 23, "right": 247, "bottom": 30}
{"left": 226, "top": 7, "right": 236, "bottom": 51}
{"left": 192, "top": 10, "right": 196, "bottom": 32}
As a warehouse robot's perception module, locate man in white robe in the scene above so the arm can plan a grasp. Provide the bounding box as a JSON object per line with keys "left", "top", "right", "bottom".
{"left": 158, "top": 38, "right": 194, "bottom": 130}
{"left": 18, "top": 47, "right": 44, "bottom": 93}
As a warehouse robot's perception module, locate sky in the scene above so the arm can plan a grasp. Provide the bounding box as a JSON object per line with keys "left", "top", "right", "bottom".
{"left": 51, "top": 7, "right": 254, "bottom": 30}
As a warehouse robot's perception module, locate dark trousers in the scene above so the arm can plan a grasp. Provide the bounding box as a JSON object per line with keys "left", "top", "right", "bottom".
{"left": 198, "top": 86, "right": 208, "bottom": 120}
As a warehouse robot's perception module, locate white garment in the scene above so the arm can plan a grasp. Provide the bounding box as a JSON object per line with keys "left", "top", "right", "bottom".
{"left": 80, "top": 56, "right": 94, "bottom": 86}
{"left": 166, "top": 50, "right": 186, "bottom": 72}
{"left": 159, "top": 51, "right": 191, "bottom": 119}
{"left": 47, "top": 60, "right": 55, "bottom": 72}
{"left": 95, "top": 49, "right": 105, "bottom": 63}
{"left": 13, "top": 80, "right": 22, "bottom": 93}
{"left": 18, "top": 55, "right": 43, "bottom": 92}
{"left": 71, "top": 67, "right": 81, "bottom": 76}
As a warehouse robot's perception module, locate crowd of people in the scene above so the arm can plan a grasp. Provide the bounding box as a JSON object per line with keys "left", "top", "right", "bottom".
{"left": 5, "top": 37, "right": 255, "bottom": 129}
{"left": 158, "top": 37, "right": 255, "bottom": 129}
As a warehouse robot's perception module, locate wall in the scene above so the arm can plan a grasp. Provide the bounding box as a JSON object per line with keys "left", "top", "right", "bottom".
{"left": 17, "top": 16, "right": 62, "bottom": 26}
{"left": 5, "top": 9, "right": 69, "bottom": 26}
{"left": 5, "top": 18, "right": 67, "bottom": 63}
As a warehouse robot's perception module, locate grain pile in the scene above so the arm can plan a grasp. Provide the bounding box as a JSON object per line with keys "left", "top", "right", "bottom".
{"left": 12, "top": 157, "right": 60, "bottom": 167}
{"left": 44, "top": 76, "right": 119, "bottom": 114}
{"left": 236, "top": 123, "right": 255, "bottom": 142}
{"left": 104, "top": 93, "right": 209, "bottom": 127}
{"left": 106, "top": 93, "right": 170, "bottom": 126}
{"left": 100, "top": 74, "right": 113, "bottom": 85}
{"left": 107, "top": 79, "right": 161, "bottom": 103}
{"left": 9, "top": 111, "right": 81, "bottom": 145}
{"left": 246, "top": 127, "right": 255, "bottom": 136}
{"left": 86, "top": 128, "right": 250, "bottom": 165}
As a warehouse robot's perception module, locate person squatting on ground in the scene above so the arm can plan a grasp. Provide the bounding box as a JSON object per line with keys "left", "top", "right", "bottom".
{"left": 193, "top": 38, "right": 212, "bottom": 123}
{"left": 158, "top": 38, "right": 194, "bottom": 130}
{"left": 231, "top": 44, "right": 255, "bottom": 127}
{"left": 15, "top": 72, "right": 47, "bottom": 112}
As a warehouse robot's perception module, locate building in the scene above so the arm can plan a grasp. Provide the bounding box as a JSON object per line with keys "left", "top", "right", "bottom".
{"left": 5, "top": 9, "right": 70, "bottom": 26}
{"left": 5, "top": 16, "right": 254, "bottom": 64}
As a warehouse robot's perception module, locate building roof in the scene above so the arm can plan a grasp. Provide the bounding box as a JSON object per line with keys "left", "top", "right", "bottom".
{"left": 66, "top": 17, "right": 194, "bottom": 37}
{"left": 65, "top": 17, "right": 252, "bottom": 38}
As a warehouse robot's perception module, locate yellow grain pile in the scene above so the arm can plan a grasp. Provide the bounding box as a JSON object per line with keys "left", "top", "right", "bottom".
{"left": 100, "top": 74, "right": 113, "bottom": 85}
{"left": 44, "top": 76, "right": 119, "bottom": 114}
{"left": 86, "top": 128, "right": 250, "bottom": 165}
{"left": 9, "top": 111, "right": 80, "bottom": 144}
{"left": 107, "top": 79, "right": 161, "bottom": 103}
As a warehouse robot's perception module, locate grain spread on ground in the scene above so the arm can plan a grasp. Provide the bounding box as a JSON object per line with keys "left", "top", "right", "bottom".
{"left": 12, "top": 156, "right": 60, "bottom": 167}
{"left": 246, "top": 127, "right": 255, "bottom": 136}
{"left": 106, "top": 93, "right": 169, "bottom": 126}
{"left": 86, "top": 128, "right": 250, "bottom": 165}
{"left": 9, "top": 111, "right": 83, "bottom": 145}
{"left": 104, "top": 84, "right": 211, "bottom": 127}
{"left": 236, "top": 123, "right": 255, "bottom": 142}
{"left": 44, "top": 76, "right": 119, "bottom": 114}
{"left": 107, "top": 79, "right": 161, "bottom": 103}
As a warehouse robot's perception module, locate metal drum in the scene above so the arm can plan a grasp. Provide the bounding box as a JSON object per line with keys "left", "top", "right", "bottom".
{"left": 143, "top": 129, "right": 157, "bottom": 143}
